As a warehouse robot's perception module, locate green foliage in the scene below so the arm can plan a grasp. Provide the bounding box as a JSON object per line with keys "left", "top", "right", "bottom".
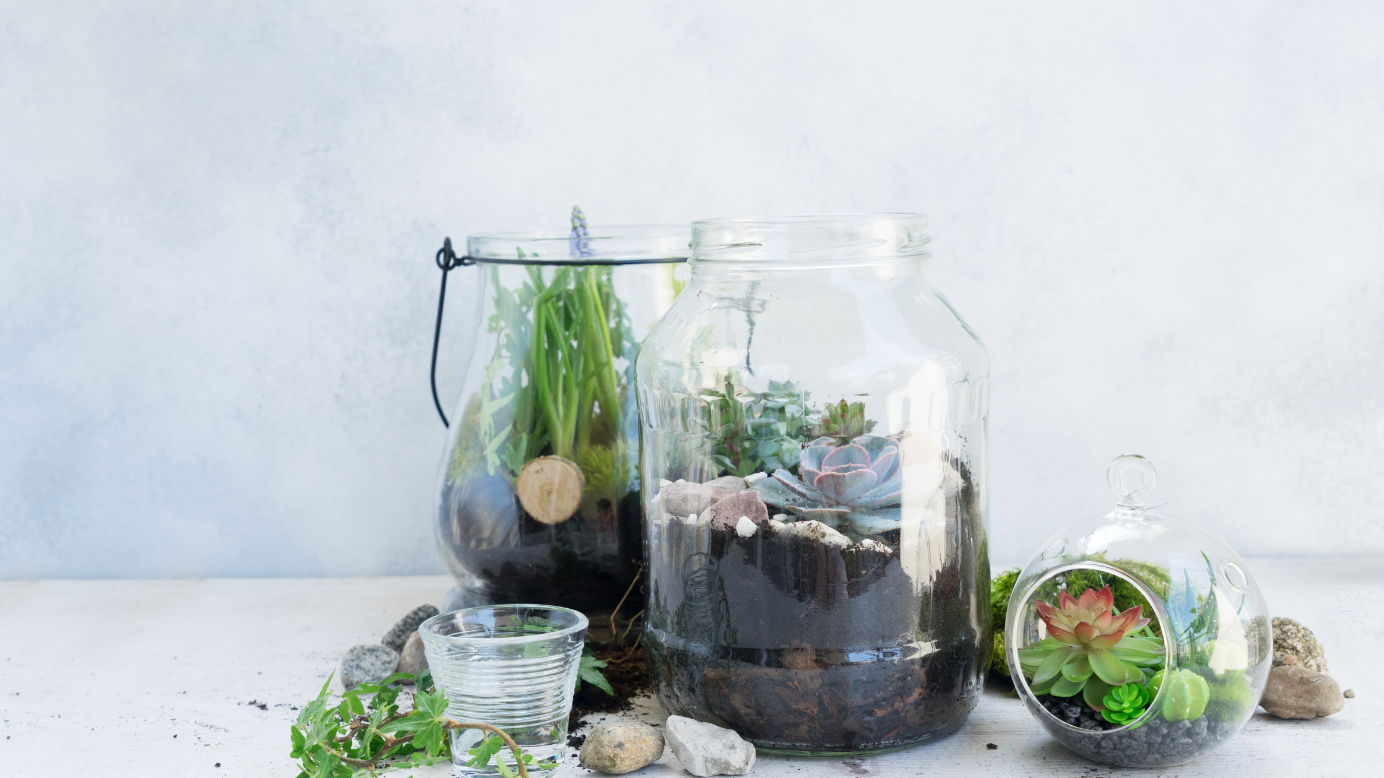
{"left": 810, "top": 398, "right": 876, "bottom": 443}
{"left": 989, "top": 567, "right": 1020, "bottom": 677}
{"left": 1166, "top": 553, "right": 1222, "bottom": 666}
{"left": 288, "top": 670, "right": 539, "bottom": 778}
{"left": 1058, "top": 565, "right": 1165, "bottom": 639}
{"left": 1101, "top": 682, "right": 1151, "bottom": 724}
{"left": 575, "top": 644, "right": 614, "bottom": 696}
{"left": 697, "top": 376, "right": 814, "bottom": 477}
{"left": 459, "top": 225, "right": 642, "bottom": 486}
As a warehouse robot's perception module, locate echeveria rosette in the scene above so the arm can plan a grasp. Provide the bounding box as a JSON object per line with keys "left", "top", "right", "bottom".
{"left": 750, "top": 435, "right": 904, "bottom": 534}
{"left": 1101, "top": 683, "right": 1151, "bottom": 724}
{"left": 1018, "top": 586, "right": 1165, "bottom": 710}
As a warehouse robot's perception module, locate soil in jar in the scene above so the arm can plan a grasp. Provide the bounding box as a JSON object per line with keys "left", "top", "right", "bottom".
{"left": 644, "top": 463, "right": 988, "bottom": 753}
{"left": 439, "top": 471, "right": 644, "bottom": 615}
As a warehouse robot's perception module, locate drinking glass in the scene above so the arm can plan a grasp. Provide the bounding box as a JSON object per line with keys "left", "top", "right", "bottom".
{"left": 419, "top": 605, "right": 588, "bottom": 777}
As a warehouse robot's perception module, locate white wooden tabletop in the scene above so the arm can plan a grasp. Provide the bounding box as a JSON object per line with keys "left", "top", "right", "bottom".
{"left": 0, "top": 558, "right": 1377, "bottom": 778}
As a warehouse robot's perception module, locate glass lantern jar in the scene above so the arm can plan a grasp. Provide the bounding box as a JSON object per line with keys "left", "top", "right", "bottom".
{"left": 1005, "top": 455, "right": 1271, "bottom": 767}
{"left": 435, "top": 223, "right": 689, "bottom": 622}
{"left": 635, "top": 214, "right": 991, "bottom": 755}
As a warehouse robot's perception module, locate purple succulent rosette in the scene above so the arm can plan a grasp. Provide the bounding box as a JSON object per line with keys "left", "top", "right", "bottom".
{"left": 751, "top": 435, "right": 904, "bottom": 534}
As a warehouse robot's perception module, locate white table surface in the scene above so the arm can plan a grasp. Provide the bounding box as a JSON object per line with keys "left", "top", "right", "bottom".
{"left": 0, "top": 558, "right": 1377, "bottom": 778}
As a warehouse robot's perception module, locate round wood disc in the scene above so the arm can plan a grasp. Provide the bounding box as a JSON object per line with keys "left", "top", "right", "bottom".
{"left": 515, "top": 456, "right": 585, "bottom": 525}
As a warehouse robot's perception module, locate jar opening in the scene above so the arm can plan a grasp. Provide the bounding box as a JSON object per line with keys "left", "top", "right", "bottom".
{"left": 691, "top": 213, "right": 932, "bottom": 265}
{"left": 467, "top": 225, "right": 690, "bottom": 264}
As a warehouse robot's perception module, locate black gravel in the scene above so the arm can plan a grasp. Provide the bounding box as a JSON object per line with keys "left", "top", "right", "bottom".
{"left": 1033, "top": 695, "right": 1239, "bottom": 767}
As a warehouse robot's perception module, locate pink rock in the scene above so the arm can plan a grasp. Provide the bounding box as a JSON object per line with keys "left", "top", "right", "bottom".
{"left": 708, "top": 490, "right": 768, "bottom": 532}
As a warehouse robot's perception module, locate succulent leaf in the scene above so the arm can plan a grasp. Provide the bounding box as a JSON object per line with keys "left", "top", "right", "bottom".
{"left": 1022, "top": 586, "right": 1168, "bottom": 700}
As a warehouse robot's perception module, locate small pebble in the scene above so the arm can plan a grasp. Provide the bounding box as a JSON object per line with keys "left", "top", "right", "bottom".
{"left": 986, "top": 743, "right": 998, "bottom": 750}
{"left": 735, "top": 517, "right": 757, "bottom": 537}
{"left": 579, "top": 721, "right": 665, "bottom": 774}
{"left": 382, "top": 605, "right": 440, "bottom": 652}
{"left": 396, "top": 631, "right": 428, "bottom": 680}
{"left": 1344, "top": 689, "right": 1355, "bottom": 698}
{"left": 1260, "top": 664, "right": 1344, "bottom": 719}
{"left": 341, "top": 644, "right": 400, "bottom": 690}
{"left": 665, "top": 715, "right": 756, "bottom": 777}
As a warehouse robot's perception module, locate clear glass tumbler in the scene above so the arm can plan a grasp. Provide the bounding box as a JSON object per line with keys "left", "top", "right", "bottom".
{"left": 419, "top": 605, "right": 589, "bottom": 777}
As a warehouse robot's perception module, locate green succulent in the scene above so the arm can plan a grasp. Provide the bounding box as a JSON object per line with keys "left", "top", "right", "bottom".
{"left": 1151, "top": 668, "right": 1211, "bottom": 722}
{"left": 1101, "top": 682, "right": 1151, "bottom": 724}
{"left": 1019, "top": 587, "right": 1165, "bottom": 708}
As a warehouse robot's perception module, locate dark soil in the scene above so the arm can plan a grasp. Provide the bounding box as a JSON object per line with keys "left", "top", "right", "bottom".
{"left": 567, "top": 640, "right": 653, "bottom": 731}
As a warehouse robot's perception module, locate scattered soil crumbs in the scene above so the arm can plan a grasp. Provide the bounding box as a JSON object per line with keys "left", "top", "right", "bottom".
{"left": 568, "top": 640, "right": 652, "bottom": 732}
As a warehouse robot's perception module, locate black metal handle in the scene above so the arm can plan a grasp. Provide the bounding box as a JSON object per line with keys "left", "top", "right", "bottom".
{"left": 431, "top": 237, "right": 473, "bottom": 428}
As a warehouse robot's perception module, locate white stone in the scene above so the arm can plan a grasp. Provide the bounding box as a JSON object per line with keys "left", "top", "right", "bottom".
{"left": 664, "top": 715, "right": 756, "bottom": 777}
{"left": 855, "top": 538, "right": 893, "bottom": 556}
{"left": 771, "top": 514, "right": 788, "bottom": 522}
{"left": 743, "top": 472, "right": 768, "bottom": 485}
{"left": 735, "top": 517, "right": 756, "bottom": 537}
{"left": 779, "top": 519, "right": 849, "bottom": 548}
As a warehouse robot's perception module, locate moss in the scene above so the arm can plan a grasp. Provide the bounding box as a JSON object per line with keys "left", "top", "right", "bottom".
{"left": 574, "top": 444, "right": 625, "bottom": 499}
{"left": 1201, "top": 670, "right": 1257, "bottom": 723}
{"left": 446, "top": 395, "right": 486, "bottom": 485}
{"left": 989, "top": 567, "right": 1020, "bottom": 677}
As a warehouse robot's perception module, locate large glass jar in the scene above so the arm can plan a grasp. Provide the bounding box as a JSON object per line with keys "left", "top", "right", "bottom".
{"left": 635, "top": 214, "right": 991, "bottom": 755}
{"left": 1005, "top": 455, "right": 1271, "bottom": 767}
{"left": 435, "top": 224, "right": 689, "bottom": 622}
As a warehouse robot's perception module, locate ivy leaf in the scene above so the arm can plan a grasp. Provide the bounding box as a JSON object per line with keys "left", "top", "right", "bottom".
{"left": 416, "top": 688, "right": 450, "bottom": 720}
{"left": 414, "top": 720, "right": 448, "bottom": 757}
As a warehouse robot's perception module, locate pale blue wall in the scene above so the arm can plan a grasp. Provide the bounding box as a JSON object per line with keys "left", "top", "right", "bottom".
{"left": 2, "top": 1, "right": 1381, "bottom": 578}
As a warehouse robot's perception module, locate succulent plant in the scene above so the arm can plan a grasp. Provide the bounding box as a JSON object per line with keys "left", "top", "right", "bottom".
{"left": 1101, "top": 682, "right": 1151, "bottom": 724}
{"left": 751, "top": 435, "right": 905, "bottom": 535}
{"left": 1150, "top": 668, "right": 1210, "bottom": 722}
{"left": 1019, "top": 586, "right": 1165, "bottom": 709}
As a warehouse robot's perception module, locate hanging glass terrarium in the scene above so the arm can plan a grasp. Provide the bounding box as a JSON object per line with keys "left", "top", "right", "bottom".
{"left": 432, "top": 212, "right": 689, "bottom": 620}
{"left": 636, "top": 214, "right": 991, "bottom": 755}
{"left": 1005, "top": 454, "right": 1271, "bottom": 767}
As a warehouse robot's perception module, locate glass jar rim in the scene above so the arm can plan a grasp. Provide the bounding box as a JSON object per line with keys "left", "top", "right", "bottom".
{"left": 467, "top": 225, "right": 690, "bottom": 265}
{"left": 419, "top": 604, "right": 589, "bottom": 645}
{"left": 691, "top": 213, "right": 931, "bottom": 264}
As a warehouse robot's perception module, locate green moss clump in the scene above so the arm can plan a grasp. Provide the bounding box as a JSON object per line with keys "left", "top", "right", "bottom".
{"left": 1201, "top": 670, "right": 1257, "bottom": 723}
{"left": 989, "top": 567, "right": 1020, "bottom": 677}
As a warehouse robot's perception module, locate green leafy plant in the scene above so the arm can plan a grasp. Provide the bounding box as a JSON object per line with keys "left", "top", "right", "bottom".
{"left": 1150, "top": 668, "right": 1211, "bottom": 722}
{"left": 810, "top": 398, "right": 876, "bottom": 442}
{"left": 1018, "top": 586, "right": 1165, "bottom": 710}
{"left": 289, "top": 670, "right": 538, "bottom": 778}
{"left": 575, "top": 644, "right": 615, "bottom": 696}
{"left": 696, "top": 376, "right": 813, "bottom": 478}
{"left": 1101, "top": 682, "right": 1151, "bottom": 724}
{"left": 1202, "top": 669, "right": 1257, "bottom": 723}
{"left": 453, "top": 208, "right": 640, "bottom": 492}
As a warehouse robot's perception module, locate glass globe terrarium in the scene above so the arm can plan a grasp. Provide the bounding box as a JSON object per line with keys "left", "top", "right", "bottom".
{"left": 435, "top": 219, "right": 689, "bottom": 622}
{"left": 1005, "top": 454, "right": 1271, "bottom": 767}
{"left": 637, "top": 214, "right": 991, "bottom": 755}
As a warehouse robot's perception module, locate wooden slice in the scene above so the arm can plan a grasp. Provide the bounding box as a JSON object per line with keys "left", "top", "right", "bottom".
{"left": 516, "top": 456, "right": 585, "bottom": 525}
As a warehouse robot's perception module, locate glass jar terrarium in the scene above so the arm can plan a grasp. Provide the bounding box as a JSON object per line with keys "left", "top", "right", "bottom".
{"left": 1006, "top": 454, "right": 1271, "bottom": 767}
{"left": 433, "top": 217, "right": 689, "bottom": 620}
{"left": 636, "top": 214, "right": 991, "bottom": 755}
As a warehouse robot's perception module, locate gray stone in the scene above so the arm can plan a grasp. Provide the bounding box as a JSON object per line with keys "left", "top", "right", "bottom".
{"left": 1344, "top": 688, "right": 1355, "bottom": 698}
{"left": 382, "top": 604, "right": 440, "bottom": 652}
{"left": 1260, "top": 664, "right": 1344, "bottom": 719}
{"left": 708, "top": 490, "right": 769, "bottom": 533}
{"left": 579, "top": 721, "right": 666, "bottom": 774}
{"left": 664, "top": 715, "right": 755, "bottom": 777}
{"left": 341, "top": 644, "right": 399, "bottom": 690}
{"left": 396, "top": 631, "right": 428, "bottom": 681}
{"left": 1272, "top": 617, "right": 1329, "bottom": 674}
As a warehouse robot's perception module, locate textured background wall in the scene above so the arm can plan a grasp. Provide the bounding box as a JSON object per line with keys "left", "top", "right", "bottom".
{"left": 2, "top": 1, "right": 1381, "bottom": 578}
